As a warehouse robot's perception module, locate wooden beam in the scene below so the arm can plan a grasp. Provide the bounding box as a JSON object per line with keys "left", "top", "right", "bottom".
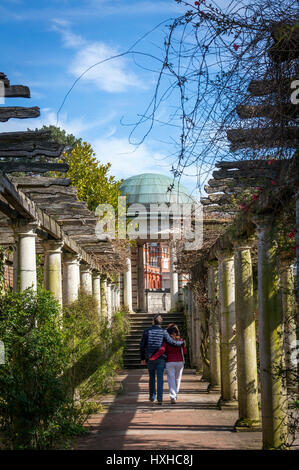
{"left": 2, "top": 85, "right": 30, "bottom": 98}
{"left": 0, "top": 130, "right": 51, "bottom": 142}
{"left": 0, "top": 141, "right": 64, "bottom": 158}
{"left": 215, "top": 160, "right": 284, "bottom": 170}
{"left": 0, "top": 106, "right": 40, "bottom": 122}
{"left": 0, "top": 73, "right": 10, "bottom": 87}
{"left": 247, "top": 79, "right": 291, "bottom": 96}
{"left": 0, "top": 161, "right": 69, "bottom": 173}
{"left": 227, "top": 127, "right": 298, "bottom": 150}
{"left": 0, "top": 172, "right": 102, "bottom": 270}
{"left": 10, "top": 177, "right": 72, "bottom": 188}
{"left": 0, "top": 199, "right": 19, "bottom": 219}
{"left": 236, "top": 104, "right": 298, "bottom": 120}
{"left": 212, "top": 168, "right": 278, "bottom": 180}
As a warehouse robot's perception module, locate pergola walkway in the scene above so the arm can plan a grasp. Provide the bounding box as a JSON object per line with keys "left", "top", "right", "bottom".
{"left": 75, "top": 369, "right": 263, "bottom": 450}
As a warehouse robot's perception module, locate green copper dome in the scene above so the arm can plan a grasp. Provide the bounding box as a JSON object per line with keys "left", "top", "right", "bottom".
{"left": 120, "top": 173, "right": 193, "bottom": 206}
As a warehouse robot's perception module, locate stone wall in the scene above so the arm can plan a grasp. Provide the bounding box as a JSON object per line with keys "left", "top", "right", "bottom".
{"left": 145, "top": 290, "right": 171, "bottom": 313}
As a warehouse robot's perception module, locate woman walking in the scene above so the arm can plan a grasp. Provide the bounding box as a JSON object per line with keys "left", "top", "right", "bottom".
{"left": 150, "top": 324, "right": 187, "bottom": 404}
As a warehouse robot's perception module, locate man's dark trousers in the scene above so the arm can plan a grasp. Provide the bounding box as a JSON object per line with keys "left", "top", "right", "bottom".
{"left": 147, "top": 357, "right": 166, "bottom": 402}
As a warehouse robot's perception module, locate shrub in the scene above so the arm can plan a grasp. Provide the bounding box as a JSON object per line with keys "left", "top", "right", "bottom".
{"left": 0, "top": 288, "right": 84, "bottom": 449}
{"left": 63, "top": 293, "right": 130, "bottom": 402}
{"left": 0, "top": 289, "right": 130, "bottom": 449}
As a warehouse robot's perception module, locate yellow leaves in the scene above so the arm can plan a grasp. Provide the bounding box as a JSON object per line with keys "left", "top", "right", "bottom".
{"left": 64, "top": 141, "right": 123, "bottom": 213}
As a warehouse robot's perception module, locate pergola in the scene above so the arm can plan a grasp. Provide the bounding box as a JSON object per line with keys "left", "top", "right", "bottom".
{"left": 0, "top": 72, "right": 127, "bottom": 319}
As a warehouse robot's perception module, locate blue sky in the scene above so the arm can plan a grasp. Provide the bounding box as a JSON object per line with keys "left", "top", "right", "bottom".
{"left": 1, "top": 0, "right": 202, "bottom": 197}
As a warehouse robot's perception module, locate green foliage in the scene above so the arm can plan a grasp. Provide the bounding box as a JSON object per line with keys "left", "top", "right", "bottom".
{"left": 30, "top": 125, "right": 81, "bottom": 149}
{"left": 63, "top": 294, "right": 130, "bottom": 402}
{"left": 63, "top": 141, "right": 123, "bottom": 212}
{"left": 0, "top": 288, "right": 78, "bottom": 449}
{"left": 39, "top": 125, "right": 123, "bottom": 213}
{"left": 0, "top": 288, "right": 129, "bottom": 449}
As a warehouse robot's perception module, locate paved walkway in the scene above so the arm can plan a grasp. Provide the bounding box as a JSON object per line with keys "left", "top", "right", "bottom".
{"left": 75, "top": 369, "right": 263, "bottom": 450}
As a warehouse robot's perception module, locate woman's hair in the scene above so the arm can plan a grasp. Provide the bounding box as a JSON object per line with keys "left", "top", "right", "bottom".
{"left": 167, "top": 324, "right": 181, "bottom": 340}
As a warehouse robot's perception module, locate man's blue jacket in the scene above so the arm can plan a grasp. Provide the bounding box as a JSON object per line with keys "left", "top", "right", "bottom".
{"left": 140, "top": 325, "right": 184, "bottom": 361}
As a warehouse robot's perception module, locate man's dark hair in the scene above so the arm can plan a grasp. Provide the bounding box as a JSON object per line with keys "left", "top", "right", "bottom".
{"left": 153, "top": 314, "right": 163, "bottom": 325}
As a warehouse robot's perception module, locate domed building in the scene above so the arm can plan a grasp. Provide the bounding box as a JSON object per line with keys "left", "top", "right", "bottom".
{"left": 120, "top": 172, "right": 194, "bottom": 206}
{"left": 120, "top": 173, "right": 191, "bottom": 313}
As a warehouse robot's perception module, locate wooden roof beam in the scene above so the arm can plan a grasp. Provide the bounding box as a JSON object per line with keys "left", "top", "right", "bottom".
{"left": 0, "top": 106, "right": 40, "bottom": 122}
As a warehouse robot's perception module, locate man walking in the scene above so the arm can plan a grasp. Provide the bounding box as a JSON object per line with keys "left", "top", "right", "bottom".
{"left": 140, "top": 314, "right": 185, "bottom": 404}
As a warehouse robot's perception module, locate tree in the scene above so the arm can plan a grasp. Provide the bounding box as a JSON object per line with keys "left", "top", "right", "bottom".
{"left": 63, "top": 141, "right": 123, "bottom": 212}
{"left": 34, "top": 125, "right": 123, "bottom": 212}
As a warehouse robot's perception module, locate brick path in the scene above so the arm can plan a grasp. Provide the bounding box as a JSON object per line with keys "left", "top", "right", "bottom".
{"left": 75, "top": 369, "right": 264, "bottom": 450}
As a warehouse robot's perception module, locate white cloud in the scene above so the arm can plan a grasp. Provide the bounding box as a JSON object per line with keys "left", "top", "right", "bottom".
{"left": 0, "top": 108, "right": 116, "bottom": 140}
{"left": 53, "top": 20, "right": 146, "bottom": 93}
{"left": 92, "top": 136, "right": 170, "bottom": 179}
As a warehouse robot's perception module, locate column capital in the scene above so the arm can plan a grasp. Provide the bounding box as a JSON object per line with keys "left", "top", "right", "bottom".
{"left": 80, "top": 262, "right": 92, "bottom": 274}
{"left": 92, "top": 269, "right": 101, "bottom": 278}
{"left": 215, "top": 248, "right": 234, "bottom": 261}
{"left": 63, "top": 252, "right": 80, "bottom": 265}
{"left": 207, "top": 259, "right": 218, "bottom": 268}
{"left": 12, "top": 219, "right": 40, "bottom": 236}
{"left": 233, "top": 240, "right": 253, "bottom": 252}
{"left": 252, "top": 213, "right": 275, "bottom": 229}
{"left": 42, "top": 239, "right": 64, "bottom": 253}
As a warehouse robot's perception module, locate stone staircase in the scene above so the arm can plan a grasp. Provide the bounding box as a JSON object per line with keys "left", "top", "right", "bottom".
{"left": 124, "top": 312, "right": 189, "bottom": 369}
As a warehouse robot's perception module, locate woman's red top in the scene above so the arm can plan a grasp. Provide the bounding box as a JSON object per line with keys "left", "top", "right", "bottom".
{"left": 150, "top": 341, "right": 187, "bottom": 362}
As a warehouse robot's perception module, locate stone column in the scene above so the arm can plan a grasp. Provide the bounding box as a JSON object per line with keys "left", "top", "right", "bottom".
{"left": 107, "top": 280, "right": 112, "bottom": 323}
{"left": 80, "top": 263, "right": 92, "bottom": 295}
{"left": 254, "top": 215, "right": 288, "bottom": 449}
{"left": 296, "top": 192, "right": 299, "bottom": 329}
{"left": 192, "top": 296, "right": 203, "bottom": 372}
{"left": 63, "top": 253, "right": 80, "bottom": 304}
{"left": 234, "top": 243, "right": 260, "bottom": 429}
{"left": 13, "top": 221, "right": 38, "bottom": 292}
{"left": 92, "top": 271, "right": 102, "bottom": 319}
{"left": 170, "top": 245, "right": 179, "bottom": 310}
{"left": 42, "top": 240, "right": 63, "bottom": 306}
{"left": 217, "top": 249, "right": 238, "bottom": 407}
{"left": 280, "top": 260, "right": 297, "bottom": 390}
{"left": 137, "top": 242, "right": 145, "bottom": 311}
{"left": 124, "top": 256, "right": 133, "bottom": 312}
{"left": 100, "top": 278, "right": 108, "bottom": 319}
{"left": 207, "top": 260, "right": 221, "bottom": 392}
{"left": 199, "top": 298, "right": 210, "bottom": 382}
{"left": 116, "top": 274, "right": 121, "bottom": 309}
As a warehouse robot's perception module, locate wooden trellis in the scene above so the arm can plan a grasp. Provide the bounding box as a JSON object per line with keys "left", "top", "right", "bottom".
{"left": 0, "top": 72, "right": 127, "bottom": 273}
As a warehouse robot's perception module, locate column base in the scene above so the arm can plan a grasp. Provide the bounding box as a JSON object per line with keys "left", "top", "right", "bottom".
{"left": 207, "top": 383, "right": 221, "bottom": 393}
{"left": 217, "top": 397, "right": 238, "bottom": 410}
{"left": 234, "top": 418, "right": 262, "bottom": 432}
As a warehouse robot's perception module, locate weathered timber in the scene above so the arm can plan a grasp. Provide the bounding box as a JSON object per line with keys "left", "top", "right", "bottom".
{"left": 0, "top": 172, "right": 105, "bottom": 270}
{"left": 0, "top": 73, "right": 10, "bottom": 87}
{"left": 0, "top": 106, "right": 40, "bottom": 122}
{"left": 24, "top": 195, "right": 77, "bottom": 205}
{"left": 247, "top": 79, "right": 291, "bottom": 96}
{"left": 212, "top": 168, "right": 278, "bottom": 180}
{"left": 215, "top": 160, "right": 284, "bottom": 169}
{"left": 201, "top": 194, "right": 232, "bottom": 204}
{"left": 0, "top": 130, "right": 51, "bottom": 142}
{"left": 20, "top": 187, "right": 77, "bottom": 196}
{"left": 0, "top": 199, "right": 19, "bottom": 219}
{"left": 2, "top": 85, "right": 30, "bottom": 98}
{"left": 236, "top": 104, "right": 298, "bottom": 120}
{"left": 227, "top": 127, "right": 298, "bottom": 150}
{"left": 0, "top": 141, "right": 64, "bottom": 158}
{"left": 0, "top": 161, "right": 69, "bottom": 173}
{"left": 10, "top": 177, "right": 72, "bottom": 188}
